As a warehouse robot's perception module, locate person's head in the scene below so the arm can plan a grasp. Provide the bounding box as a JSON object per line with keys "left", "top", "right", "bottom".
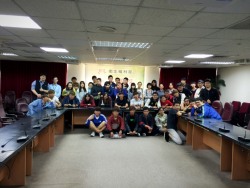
{"left": 197, "top": 80, "right": 204, "bottom": 88}
{"left": 189, "top": 98, "right": 196, "bottom": 107}
{"left": 117, "top": 83, "right": 122, "bottom": 89}
{"left": 195, "top": 97, "right": 204, "bottom": 107}
{"left": 73, "top": 83, "right": 79, "bottom": 90}
{"left": 159, "top": 83, "right": 164, "bottom": 90}
{"left": 130, "top": 83, "right": 136, "bottom": 89}
{"left": 94, "top": 107, "right": 101, "bottom": 116}
{"left": 152, "top": 92, "right": 158, "bottom": 100}
{"left": 118, "top": 92, "right": 124, "bottom": 99}
{"left": 71, "top": 77, "right": 77, "bottom": 83}
{"left": 133, "top": 92, "right": 139, "bottom": 99}
{"left": 147, "top": 83, "right": 152, "bottom": 89}
{"left": 40, "top": 73, "right": 46, "bottom": 82}
{"left": 129, "top": 106, "right": 136, "bottom": 115}
{"left": 172, "top": 89, "right": 179, "bottom": 97}
{"left": 108, "top": 75, "right": 113, "bottom": 82}
{"left": 137, "top": 81, "right": 142, "bottom": 88}
{"left": 52, "top": 77, "right": 58, "bottom": 84}
{"left": 176, "top": 82, "right": 184, "bottom": 92}
{"left": 41, "top": 94, "right": 50, "bottom": 103}
{"left": 48, "top": 89, "right": 55, "bottom": 99}
{"left": 169, "top": 82, "right": 174, "bottom": 89}
{"left": 204, "top": 78, "right": 212, "bottom": 88}
{"left": 88, "top": 82, "right": 93, "bottom": 88}
{"left": 80, "top": 81, "right": 85, "bottom": 88}
{"left": 184, "top": 97, "right": 190, "bottom": 106}
{"left": 103, "top": 92, "right": 108, "bottom": 99}
{"left": 173, "top": 102, "right": 181, "bottom": 110}
{"left": 161, "top": 95, "right": 166, "bottom": 102}
{"left": 84, "top": 93, "right": 91, "bottom": 101}
{"left": 190, "top": 82, "right": 196, "bottom": 89}
{"left": 181, "top": 77, "right": 186, "bottom": 85}
{"left": 92, "top": 76, "right": 97, "bottom": 83}
{"left": 142, "top": 107, "right": 149, "bottom": 116}
{"left": 164, "top": 89, "right": 170, "bottom": 97}
{"left": 112, "top": 107, "right": 119, "bottom": 117}
{"left": 69, "top": 91, "right": 75, "bottom": 100}
{"left": 66, "top": 82, "right": 73, "bottom": 90}
{"left": 123, "top": 77, "right": 128, "bottom": 84}
{"left": 115, "top": 77, "right": 120, "bottom": 84}
{"left": 97, "top": 78, "right": 101, "bottom": 85}
{"left": 152, "top": 80, "right": 157, "bottom": 86}
{"left": 157, "top": 107, "right": 164, "bottom": 115}
{"left": 104, "top": 82, "right": 110, "bottom": 89}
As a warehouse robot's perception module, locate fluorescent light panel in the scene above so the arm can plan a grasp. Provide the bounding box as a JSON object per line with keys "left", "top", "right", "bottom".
{"left": 165, "top": 60, "right": 185, "bottom": 64}
{"left": 58, "top": 56, "right": 77, "bottom": 60}
{"left": 200, "top": 61, "right": 235, "bottom": 65}
{"left": 184, "top": 54, "right": 213, "bottom": 58}
{"left": 0, "top": 15, "right": 41, "bottom": 29}
{"left": 96, "top": 57, "right": 130, "bottom": 62}
{"left": 92, "top": 41, "right": 151, "bottom": 49}
{"left": 0, "top": 52, "right": 18, "bottom": 56}
{"left": 40, "top": 47, "right": 68, "bottom": 53}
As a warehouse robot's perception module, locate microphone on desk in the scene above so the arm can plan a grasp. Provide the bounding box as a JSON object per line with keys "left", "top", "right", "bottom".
{"left": 32, "top": 120, "right": 41, "bottom": 129}
{"left": 1, "top": 150, "right": 14, "bottom": 153}
{"left": 238, "top": 130, "right": 250, "bottom": 142}
{"left": 1, "top": 137, "right": 15, "bottom": 148}
{"left": 16, "top": 130, "right": 29, "bottom": 142}
{"left": 218, "top": 123, "right": 230, "bottom": 133}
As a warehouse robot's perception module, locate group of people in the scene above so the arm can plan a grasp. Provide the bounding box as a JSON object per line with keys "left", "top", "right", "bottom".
{"left": 27, "top": 73, "right": 222, "bottom": 144}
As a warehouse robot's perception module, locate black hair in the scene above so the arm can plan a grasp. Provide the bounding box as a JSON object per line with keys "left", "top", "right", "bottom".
{"left": 124, "top": 77, "right": 128, "bottom": 81}
{"left": 133, "top": 92, "right": 139, "bottom": 96}
{"left": 66, "top": 82, "right": 73, "bottom": 90}
{"left": 129, "top": 83, "right": 137, "bottom": 93}
{"left": 153, "top": 91, "right": 158, "bottom": 95}
{"left": 112, "top": 107, "right": 120, "bottom": 112}
{"left": 69, "top": 91, "right": 75, "bottom": 96}
{"left": 173, "top": 102, "right": 180, "bottom": 105}
{"left": 40, "top": 73, "right": 46, "bottom": 76}
{"left": 115, "top": 77, "right": 120, "bottom": 80}
{"left": 92, "top": 76, "right": 97, "bottom": 80}
{"left": 143, "top": 107, "right": 149, "bottom": 111}
{"left": 157, "top": 107, "right": 164, "bottom": 113}
{"left": 108, "top": 75, "right": 113, "bottom": 78}
{"left": 71, "top": 77, "right": 77, "bottom": 80}
{"left": 94, "top": 107, "right": 101, "bottom": 112}
{"left": 147, "top": 83, "right": 152, "bottom": 88}
{"left": 79, "top": 81, "right": 87, "bottom": 92}
{"left": 97, "top": 78, "right": 101, "bottom": 81}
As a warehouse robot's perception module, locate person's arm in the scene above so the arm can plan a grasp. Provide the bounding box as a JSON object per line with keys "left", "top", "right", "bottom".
{"left": 130, "top": 99, "right": 135, "bottom": 106}
{"left": 75, "top": 98, "right": 80, "bottom": 107}
{"left": 91, "top": 98, "right": 96, "bottom": 107}
{"left": 57, "top": 85, "right": 62, "bottom": 98}
{"left": 31, "top": 80, "right": 41, "bottom": 98}
{"left": 120, "top": 116, "right": 125, "bottom": 131}
{"left": 62, "top": 97, "right": 69, "bottom": 107}
{"left": 157, "top": 100, "right": 161, "bottom": 108}
{"left": 145, "top": 99, "right": 150, "bottom": 107}
{"left": 155, "top": 115, "right": 161, "bottom": 128}
{"left": 167, "top": 100, "right": 173, "bottom": 107}
{"left": 76, "top": 89, "right": 80, "bottom": 100}
{"left": 27, "top": 100, "right": 38, "bottom": 116}
{"left": 124, "top": 102, "right": 128, "bottom": 108}
{"left": 140, "top": 100, "right": 144, "bottom": 108}
{"left": 149, "top": 114, "right": 154, "bottom": 128}
{"left": 139, "top": 115, "right": 146, "bottom": 127}
{"left": 62, "top": 88, "right": 68, "bottom": 97}
{"left": 125, "top": 114, "right": 131, "bottom": 132}
{"left": 91, "top": 86, "right": 98, "bottom": 96}
{"left": 107, "top": 116, "right": 112, "bottom": 131}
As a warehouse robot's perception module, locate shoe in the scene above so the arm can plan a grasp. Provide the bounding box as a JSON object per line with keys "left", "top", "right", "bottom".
{"left": 99, "top": 132, "right": 104, "bottom": 138}
{"left": 142, "top": 133, "right": 147, "bottom": 137}
{"left": 90, "top": 132, "right": 95, "bottom": 137}
{"left": 137, "top": 133, "right": 141, "bottom": 137}
{"left": 164, "top": 132, "right": 170, "bottom": 142}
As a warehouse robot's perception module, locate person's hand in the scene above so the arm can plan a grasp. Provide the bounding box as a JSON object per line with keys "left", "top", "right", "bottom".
{"left": 37, "top": 94, "right": 42, "bottom": 98}
{"left": 177, "top": 111, "right": 182, "bottom": 116}
{"left": 129, "top": 131, "right": 133, "bottom": 135}
{"left": 72, "top": 104, "right": 76, "bottom": 108}
{"left": 119, "top": 131, "right": 122, "bottom": 137}
{"left": 133, "top": 131, "right": 137, "bottom": 135}
{"left": 98, "top": 92, "right": 101, "bottom": 95}
{"left": 64, "top": 104, "right": 69, "bottom": 107}
{"left": 194, "top": 112, "right": 197, "bottom": 116}
{"left": 110, "top": 132, "right": 114, "bottom": 138}
{"left": 40, "top": 88, "right": 44, "bottom": 92}
{"left": 88, "top": 114, "right": 94, "bottom": 120}
{"left": 207, "top": 99, "right": 211, "bottom": 104}
{"left": 148, "top": 127, "right": 153, "bottom": 131}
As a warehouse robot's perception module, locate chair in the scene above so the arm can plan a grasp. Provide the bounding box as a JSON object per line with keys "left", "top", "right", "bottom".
{"left": 231, "top": 101, "right": 241, "bottom": 125}
{"left": 0, "top": 93, "right": 17, "bottom": 126}
{"left": 232, "top": 101, "right": 241, "bottom": 112}
{"left": 221, "top": 102, "right": 233, "bottom": 122}
{"left": 22, "top": 91, "right": 33, "bottom": 104}
{"left": 16, "top": 98, "right": 28, "bottom": 106}
{"left": 247, "top": 120, "right": 250, "bottom": 130}
{"left": 238, "top": 102, "right": 250, "bottom": 127}
{"left": 4, "top": 90, "right": 16, "bottom": 113}
{"left": 16, "top": 103, "right": 29, "bottom": 117}
{"left": 212, "top": 100, "right": 223, "bottom": 115}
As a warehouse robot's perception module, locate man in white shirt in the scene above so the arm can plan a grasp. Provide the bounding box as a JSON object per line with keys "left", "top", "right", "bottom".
{"left": 48, "top": 77, "right": 62, "bottom": 99}
{"left": 130, "top": 92, "right": 144, "bottom": 109}
{"left": 194, "top": 80, "right": 205, "bottom": 98}
{"left": 145, "top": 92, "right": 161, "bottom": 109}
{"left": 48, "top": 90, "right": 61, "bottom": 108}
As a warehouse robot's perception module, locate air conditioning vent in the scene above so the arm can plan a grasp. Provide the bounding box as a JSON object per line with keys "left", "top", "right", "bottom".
{"left": 234, "top": 59, "right": 250, "bottom": 64}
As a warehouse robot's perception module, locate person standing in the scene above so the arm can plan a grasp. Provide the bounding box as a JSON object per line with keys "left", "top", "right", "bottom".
{"left": 48, "top": 77, "right": 61, "bottom": 99}
{"left": 31, "top": 73, "right": 49, "bottom": 100}
{"left": 200, "top": 78, "right": 220, "bottom": 105}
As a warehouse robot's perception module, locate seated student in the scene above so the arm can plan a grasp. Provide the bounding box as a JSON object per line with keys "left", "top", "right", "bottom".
{"left": 87, "top": 82, "right": 93, "bottom": 94}
{"left": 172, "top": 89, "right": 185, "bottom": 107}
{"left": 181, "top": 97, "right": 190, "bottom": 111}
{"left": 80, "top": 93, "right": 96, "bottom": 107}
{"left": 164, "top": 89, "right": 173, "bottom": 103}
{"left": 115, "top": 77, "right": 120, "bottom": 87}
{"left": 181, "top": 98, "right": 195, "bottom": 114}
{"left": 91, "top": 78, "right": 103, "bottom": 106}
{"left": 176, "top": 82, "right": 192, "bottom": 98}
{"left": 125, "top": 106, "right": 140, "bottom": 136}
{"left": 155, "top": 107, "right": 169, "bottom": 141}
{"left": 139, "top": 107, "right": 155, "bottom": 136}
{"left": 62, "top": 82, "right": 75, "bottom": 97}
{"left": 145, "top": 92, "right": 161, "bottom": 109}
{"left": 151, "top": 80, "right": 159, "bottom": 91}
{"left": 102, "top": 82, "right": 114, "bottom": 99}
{"left": 167, "top": 102, "right": 186, "bottom": 145}
{"left": 122, "top": 77, "right": 129, "bottom": 90}
{"left": 113, "top": 83, "right": 128, "bottom": 99}
{"left": 157, "top": 84, "right": 165, "bottom": 97}
{"left": 128, "top": 83, "right": 137, "bottom": 101}
{"left": 168, "top": 82, "right": 175, "bottom": 94}
{"left": 160, "top": 95, "right": 173, "bottom": 110}
{"left": 137, "top": 81, "right": 144, "bottom": 99}
{"left": 27, "top": 94, "right": 54, "bottom": 116}
{"left": 86, "top": 107, "right": 107, "bottom": 138}
{"left": 104, "top": 75, "right": 116, "bottom": 89}
{"left": 115, "top": 92, "right": 128, "bottom": 108}
{"left": 194, "top": 97, "right": 222, "bottom": 120}
{"left": 62, "top": 91, "right": 80, "bottom": 107}
{"left": 99, "top": 93, "right": 112, "bottom": 107}
{"left": 107, "top": 107, "right": 125, "bottom": 138}
{"left": 143, "top": 83, "right": 153, "bottom": 102}
{"left": 48, "top": 89, "right": 61, "bottom": 108}
{"left": 194, "top": 80, "right": 205, "bottom": 98}
{"left": 130, "top": 92, "right": 144, "bottom": 109}
{"left": 76, "top": 81, "right": 87, "bottom": 102}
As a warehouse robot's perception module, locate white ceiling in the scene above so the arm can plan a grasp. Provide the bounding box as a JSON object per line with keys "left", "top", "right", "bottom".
{"left": 0, "top": 0, "right": 250, "bottom": 68}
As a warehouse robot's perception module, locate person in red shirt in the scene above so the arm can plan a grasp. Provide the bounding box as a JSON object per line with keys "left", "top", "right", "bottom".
{"left": 164, "top": 89, "right": 173, "bottom": 103}
{"left": 80, "top": 93, "right": 96, "bottom": 107}
{"left": 160, "top": 95, "right": 173, "bottom": 110}
{"left": 107, "top": 107, "right": 125, "bottom": 138}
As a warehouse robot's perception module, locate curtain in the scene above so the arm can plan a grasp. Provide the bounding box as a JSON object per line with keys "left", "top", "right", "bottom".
{"left": 0, "top": 60, "right": 67, "bottom": 98}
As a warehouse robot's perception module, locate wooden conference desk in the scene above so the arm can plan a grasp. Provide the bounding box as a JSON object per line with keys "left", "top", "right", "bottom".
{"left": 0, "top": 109, "right": 65, "bottom": 187}
{"left": 177, "top": 116, "right": 250, "bottom": 180}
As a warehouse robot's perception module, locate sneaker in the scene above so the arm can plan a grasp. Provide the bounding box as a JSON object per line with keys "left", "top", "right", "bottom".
{"left": 142, "top": 133, "right": 147, "bottom": 137}
{"left": 90, "top": 132, "right": 95, "bottom": 137}
{"left": 137, "top": 133, "right": 141, "bottom": 137}
{"left": 164, "top": 132, "right": 170, "bottom": 142}
{"left": 99, "top": 132, "right": 104, "bottom": 138}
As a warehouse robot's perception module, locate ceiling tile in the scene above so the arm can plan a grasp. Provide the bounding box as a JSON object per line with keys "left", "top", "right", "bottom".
{"left": 88, "top": 32, "right": 125, "bottom": 41}
{"left": 4, "top": 28, "right": 50, "bottom": 37}
{"left": 0, "top": 28, "right": 13, "bottom": 36}
{"left": 78, "top": 2, "right": 137, "bottom": 23}
{"left": 46, "top": 30, "right": 88, "bottom": 40}
{"left": 128, "top": 25, "right": 175, "bottom": 36}
{"left": 21, "top": 36, "right": 58, "bottom": 45}
{"left": 168, "top": 28, "right": 218, "bottom": 38}
{"left": 206, "top": 29, "right": 250, "bottom": 39}
{"left": 15, "top": 0, "right": 80, "bottom": 19}
{"left": 0, "top": 0, "right": 27, "bottom": 15}
{"left": 124, "top": 35, "right": 161, "bottom": 43}
{"left": 158, "top": 37, "right": 198, "bottom": 44}
{"left": 55, "top": 39, "right": 89, "bottom": 48}
{"left": 79, "top": 0, "right": 141, "bottom": 6}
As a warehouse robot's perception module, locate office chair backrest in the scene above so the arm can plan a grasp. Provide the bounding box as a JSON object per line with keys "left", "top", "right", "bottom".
{"left": 4, "top": 90, "right": 16, "bottom": 111}
{"left": 232, "top": 101, "right": 241, "bottom": 112}
{"left": 221, "top": 102, "right": 233, "bottom": 121}
{"left": 212, "top": 100, "right": 223, "bottom": 115}
{"left": 16, "top": 103, "right": 29, "bottom": 114}
{"left": 22, "top": 91, "right": 33, "bottom": 104}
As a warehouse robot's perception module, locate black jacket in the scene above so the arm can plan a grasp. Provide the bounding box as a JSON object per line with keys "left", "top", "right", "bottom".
{"left": 200, "top": 88, "right": 219, "bottom": 104}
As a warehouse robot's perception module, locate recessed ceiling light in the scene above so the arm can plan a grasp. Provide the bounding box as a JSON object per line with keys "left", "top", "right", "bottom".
{"left": 96, "top": 57, "right": 130, "bottom": 62}
{"left": 165, "top": 60, "right": 185, "bottom": 64}
{"left": 0, "top": 15, "right": 41, "bottom": 29}
{"left": 200, "top": 61, "right": 235, "bottom": 65}
{"left": 184, "top": 54, "right": 213, "bottom": 58}
{"left": 58, "top": 56, "right": 77, "bottom": 60}
{"left": 92, "top": 41, "right": 151, "bottom": 49}
{"left": 0, "top": 52, "right": 18, "bottom": 56}
{"left": 97, "top": 26, "right": 116, "bottom": 33}
{"left": 40, "top": 47, "right": 68, "bottom": 53}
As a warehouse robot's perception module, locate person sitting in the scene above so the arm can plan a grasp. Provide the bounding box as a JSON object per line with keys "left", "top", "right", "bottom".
{"left": 143, "top": 83, "right": 153, "bottom": 103}
{"left": 102, "top": 82, "right": 114, "bottom": 100}
{"left": 167, "top": 102, "right": 186, "bottom": 145}
{"left": 62, "top": 91, "right": 80, "bottom": 107}
{"left": 76, "top": 81, "right": 87, "bottom": 102}
{"left": 130, "top": 92, "right": 144, "bottom": 110}
{"left": 107, "top": 107, "right": 125, "bottom": 138}
{"left": 91, "top": 78, "right": 103, "bottom": 106}
{"left": 139, "top": 107, "right": 155, "bottom": 136}
{"left": 160, "top": 95, "right": 173, "bottom": 110}
{"left": 157, "top": 84, "right": 165, "bottom": 97}
{"left": 125, "top": 106, "right": 140, "bottom": 136}
{"left": 80, "top": 93, "right": 96, "bottom": 107}
{"left": 172, "top": 89, "right": 185, "bottom": 107}
{"left": 145, "top": 92, "right": 161, "bottom": 109}
{"left": 155, "top": 107, "right": 169, "bottom": 141}
{"left": 48, "top": 77, "right": 61, "bottom": 99}
{"left": 181, "top": 97, "right": 190, "bottom": 111}
{"left": 194, "top": 97, "right": 222, "bottom": 120}
{"left": 86, "top": 107, "right": 107, "bottom": 138}
{"left": 168, "top": 82, "right": 175, "bottom": 94}
{"left": 181, "top": 97, "right": 195, "bottom": 114}
{"left": 151, "top": 80, "right": 159, "bottom": 91}
{"left": 114, "top": 92, "right": 128, "bottom": 108}
{"left": 62, "top": 82, "right": 75, "bottom": 97}
{"left": 104, "top": 75, "right": 116, "bottom": 89}
{"left": 115, "top": 77, "right": 120, "bottom": 87}
{"left": 199, "top": 78, "right": 219, "bottom": 105}
{"left": 27, "top": 94, "right": 54, "bottom": 116}
{"left": 128, "top": 83, "right": 137, "bottom": 101}
{"left": 180, "top": 77, "right": 191, "bottom": 90}
{"left": 176, "top": 82, "right": 192, "bottom": 98}
{"left": 48, "top": 89, "right": 61, "bottom": 108}
{"left": 71, "top": 77, "right": 79, "bottom": 89}
{"left": 194, "top": 80, "right": 205, "bottom": 98}
{"left": 113, "top": 83, "right": 128, "bottom": 100}
{"left": 122, "top": 77, "right": 129, "bottom": 90}
{"left": 164, "top": 89, "right": 173, "bottom": 103}
{"left": 87, "top": 82, "right": 93, "bottom": 94}
{"left": 137, "top": 81, "right": 144, "bottom": 99}
{"left": 99, "top": 93, "right": 112, "bottom": 107}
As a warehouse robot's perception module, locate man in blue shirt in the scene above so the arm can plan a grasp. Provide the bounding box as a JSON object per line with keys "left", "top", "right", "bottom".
{"left": 27, "top": 95, "right": 55, "bottom": 116}
{"left": 86, "top": 107, "right": 107, "bottom": 138}
{"left": 62, "top": 91, "right": 80, "bottom": 107}
{"left": 31, "top": 73, "right": 49, "bottom": 100}
{"left": 48, "top": 77, "right": 61, "bottom": 99}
